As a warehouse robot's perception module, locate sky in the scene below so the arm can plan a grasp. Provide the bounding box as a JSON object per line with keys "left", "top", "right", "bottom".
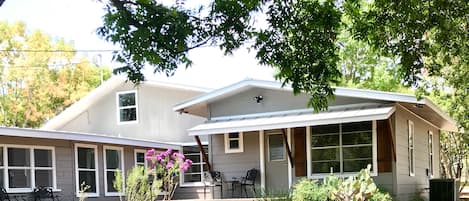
{"left": 0, "top": 0, "right": 275, "bottom": 89}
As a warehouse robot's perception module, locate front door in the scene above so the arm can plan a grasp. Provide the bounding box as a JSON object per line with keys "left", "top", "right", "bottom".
{"left": 264, "top": 129, "right": 288, "bottom": 192}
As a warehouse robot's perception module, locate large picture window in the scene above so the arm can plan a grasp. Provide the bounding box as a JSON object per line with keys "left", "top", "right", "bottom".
{"left": 311, "top": 121, "right": 375, "bottom": 175}
{"left": 0, "top": 145, "right": 55, "bottom": 192}
{"left": 75, "top": 144, "right": 98, "bottom": 197}
{"left": 116, "top": 91, "right": 138, "bottom": 123}
{"left": 104, "top": 146, "right": 124, "bottom": 196}
{"left": 182, "top": 146, "right": 208, "bottom": 185}
{"left": 224, "top": 132, "right": 243, "bottom": 153}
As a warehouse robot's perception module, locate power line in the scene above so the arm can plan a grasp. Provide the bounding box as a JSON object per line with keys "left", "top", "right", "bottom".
{"left": 0, "top": 49, "right": 119, "bottom": 53}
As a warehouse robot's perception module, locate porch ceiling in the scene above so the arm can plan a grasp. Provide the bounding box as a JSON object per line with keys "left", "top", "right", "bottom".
{"left": 188, "top": 105, "right": 395, "bottom": 136}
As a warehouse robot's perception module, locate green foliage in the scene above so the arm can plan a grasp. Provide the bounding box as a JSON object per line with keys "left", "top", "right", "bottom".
{"left": 114, "top": 166, "right": 162, "bottom": 201}
{"left": 0, "top": 21, "right": 111, "bottom": 127}
{"left": 291, "top": 179, "right": 328, "bottom": 201}
{"left": 254, "top": 188, "right": 292, "bottom": 201}
{"left": 288, "top": 166, "right": 392, "bottom": 201}
{"left": 98, "top": 0, "right": 469, "bottom": 113}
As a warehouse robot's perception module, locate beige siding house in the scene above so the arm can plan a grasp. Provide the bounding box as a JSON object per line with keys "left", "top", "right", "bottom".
{"left": 0, "top": 76, "right": 211, "bottom": 200}
{"left": 174, "top": 79, "right": 457, "bottom": 201}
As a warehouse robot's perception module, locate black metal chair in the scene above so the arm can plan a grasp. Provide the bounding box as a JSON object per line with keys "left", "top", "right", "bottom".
{"left": 240, "top": 168, "right": 257, "bottom": 197}
{"left": 203, "top": 171, "right": 223, "bottom": 199}
{"left": 0, "top": 188, "right": 11, "bottom": 201}
{"left": 33, "top": 187, "right": 59, "bottom": 201}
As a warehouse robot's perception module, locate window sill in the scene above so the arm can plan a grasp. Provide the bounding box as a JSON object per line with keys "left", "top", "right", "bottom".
{"left": 180, "top": 182, "right": 204, "bottom": 187}
{"left": 309, "top": 171, "right": 378, "bottom": 179}
{"left": 7, "top": 188, "right": 62, "bottom": 194}
{"left": 105, "top": 192, "right": 124, "bottom": 197}
{"left": 76, "top": 193, "right": 99, "bottom": 198}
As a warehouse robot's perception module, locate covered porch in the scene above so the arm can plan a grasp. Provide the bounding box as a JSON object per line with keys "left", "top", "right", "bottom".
{"left": 190, "top": 104, "right": 397, "bottom": 198}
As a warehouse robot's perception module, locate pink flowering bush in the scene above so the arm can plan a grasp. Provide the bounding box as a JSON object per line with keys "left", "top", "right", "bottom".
{"left": 114, "top": 149, "right": 192, "bottom": 201}
{"left": 145, "top": 149, "right": 193, "bottom": 200}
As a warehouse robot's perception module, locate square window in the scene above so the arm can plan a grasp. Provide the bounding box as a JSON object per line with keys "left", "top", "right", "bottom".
{"left": 8, "top": 169, "right": 31, "bottom": 188}
{"left": 35, "top": 170, "right": 53, "bottom": 187}
{"left": 136, "top": 152, "right": 145, "bottom": 164}
{"left": 8, "top": 148, "right": 30, "bottom": 167}
{"left": 225, "top": 132, "right": 243, "bottom": 153}
{"left": 78, "top": 147, "right": 95, "bottom": 169}
{"left": 34, "top": 149, "right": 52, "bottom": 167}
{"left": 118, "top": 93, "right": 135, "bottom": 107}
{"left": 78, "top": 171, "right": 97, "bottom": 193}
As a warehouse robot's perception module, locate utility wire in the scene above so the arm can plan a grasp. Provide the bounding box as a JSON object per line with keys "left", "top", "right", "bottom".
{"left": 0, "top": 49, "right": 119, "bottom": 53}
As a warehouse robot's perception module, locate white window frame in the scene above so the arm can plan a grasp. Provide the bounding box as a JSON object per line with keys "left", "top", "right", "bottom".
{"left": 0, "top": 144, "right": 57, "bottom": 193}
{"left": 75, "top": 143, "right": 99, "bottom": 197}
{"left": 309, "top": 121, "right": 377, "bottom": 179}
{"left": 180, "top": 146, "right": 207, "bottom": 187}
{"left": 408, "top": 120, "right": 415, "bottom": 177}
{"left": 116, "top": 90, "right": 138, "bottom": 124}
{"left": 224, "top": 132, "right": 244, "bottom": 153}
{"left": 428, "top": 130, "right": 434, "bottom": 178}
{"left": 267, "top": 132, "right": 286, "bottom": 162}
{"left": 103, "top": 146, "right": 125, "bottom": 196}
{"left": 134, "top": 149, "right": 148, "bottom": 169}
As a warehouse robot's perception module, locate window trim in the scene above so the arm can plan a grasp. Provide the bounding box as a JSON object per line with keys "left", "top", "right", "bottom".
{"left": 224, "top": 132, "right": 244, "bottom": 153}
{"left": 116, "top": 90, "right": 139, "bottom": 125}
{"left": 408, "top": 120, "right": 415, "bottom": 177}
{"left": 309, "top": 121, "right": 377, "bottom": 178}
{"left": 0, "top": 144, "right": 57, "bottom": 193}
{"left": 428, "top": 130, "right": 434, "bottom": 178}
{"left": 134, "top": 149, "right": 148, "bottom": 169}
{"left": 75, "top": 143, "right": 99, "bottom": 198}
{"left": 103, "top": 146, "right": 125, "bottom": 197}
{"left": 267, "top": 132, "right": 286, "bottom": 162}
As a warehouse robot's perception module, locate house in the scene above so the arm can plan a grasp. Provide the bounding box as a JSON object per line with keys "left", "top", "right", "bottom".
{"left": 173, "top": 79, "right": 458, "bottom": 201}
{"left": 0, "top": 76, "right": 211, "bottom": 200}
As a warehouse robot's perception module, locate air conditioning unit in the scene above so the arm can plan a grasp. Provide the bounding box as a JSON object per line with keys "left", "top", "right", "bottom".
{"left": 429, "top": 179, "right": 459, "bottom": 201}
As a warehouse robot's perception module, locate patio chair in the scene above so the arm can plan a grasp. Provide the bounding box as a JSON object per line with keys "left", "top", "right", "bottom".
{"left": 203, "top": 171, "right": 223, "bottom": 199}
{"left": 240, "top": 168, "right": 257, "bottom": 197}
{"left": 33, "top": 187, "right": 59, "bottom": 201}
{"left": 0, "top": 188, "right": 11, "bottom": 201}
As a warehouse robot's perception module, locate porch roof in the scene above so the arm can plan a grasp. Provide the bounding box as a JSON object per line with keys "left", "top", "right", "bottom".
{"left": 188, "top": 105, "right": 395, "bottom": 136}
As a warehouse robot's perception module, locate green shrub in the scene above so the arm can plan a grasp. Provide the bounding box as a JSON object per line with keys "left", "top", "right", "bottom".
{"left": 291, "top": 179, "right": 328, "bottom": 201}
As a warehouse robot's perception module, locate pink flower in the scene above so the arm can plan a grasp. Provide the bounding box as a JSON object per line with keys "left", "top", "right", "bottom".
{"left": 166, "top": 162, "right": 174, "bottom": 170}
{"left": 145, "top": 155, "right": 153, "bottom": 161}
{"left": 146, "top": 149, "right": 156, "bottom": 156}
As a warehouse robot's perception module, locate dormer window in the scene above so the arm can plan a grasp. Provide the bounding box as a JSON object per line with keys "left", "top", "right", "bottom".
{"left": 116, "top": 90, "right": 138, "bottom": 124}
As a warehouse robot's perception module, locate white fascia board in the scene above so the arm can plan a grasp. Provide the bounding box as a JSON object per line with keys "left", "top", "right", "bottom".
{"left": 422, "top": 97, "right": 458, "bottom": 129}
{"left": 188, "top": 106, "right": 395, "bottom": 136}
{"left": 173, "top": 79, "right": 422, "bottom": 112}
{"left": 0, "top": 127, "right": 180, "bottom": 150}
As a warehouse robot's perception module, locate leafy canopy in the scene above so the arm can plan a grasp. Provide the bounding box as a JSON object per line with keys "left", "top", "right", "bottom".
{"left": 98, "top": 0, "right": 469, "bottom": 113}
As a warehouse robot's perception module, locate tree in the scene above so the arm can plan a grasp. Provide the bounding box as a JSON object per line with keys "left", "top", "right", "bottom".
{"left": 97, "top": 0, "right": 468, "bottom": 113}
{"left": 0, "top": 21, "right": 111, "bottom": 127}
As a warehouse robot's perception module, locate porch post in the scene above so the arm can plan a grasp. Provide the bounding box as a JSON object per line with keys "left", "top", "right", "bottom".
{"left": 259, "top": 130, "right": 266, "bottom": 189}
{"left": 306, "top": 126, "right": 311, "bottom": 178}
{"left": 287, "top": 128, "right": 293, "bottom": 188}
{"left": 194, "top": 135, "right": 212, "bottom": 172}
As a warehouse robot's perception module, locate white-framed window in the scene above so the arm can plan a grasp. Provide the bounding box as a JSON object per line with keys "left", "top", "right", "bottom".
{"left": 181, "top": 146, "right": 208, "bottom": 186}
{"left": 0, "top": 145, "right": 56, "bottom": 193}
{"left": 408, "top": 120, "right": 415, "bottom": 176}
{"left": 267, "top": 133, "right": 285, "bottom": 161}
{"left": 75, "top": 144, "right": 99, "bottom": 197}
{"left": 310, "top": 121, "right": 376, "bottom": 176}
{"left": 224, "top": 132, "right": 244, "bottom": 153}
{"left": 428, "top": 130, "right": 434, "bottom": 177}
{"left": 134, "top": 149, "right": 148, "bottom": 168}
{"left": 116, "top": 90, "right": 138, "bottom": 124}
{"left": 103, "top": 146, "right": 124, "bottom": 196}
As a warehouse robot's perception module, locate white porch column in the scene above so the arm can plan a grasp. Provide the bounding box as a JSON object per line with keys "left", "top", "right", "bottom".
{"left": 287, "top": 128, "right": 292, "bottom": 188}
{"left": 259, "top": 130, "right": 266, "bottom": 189}
{"left": 306, "top": 126, "right": 312, "bottom": 178}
